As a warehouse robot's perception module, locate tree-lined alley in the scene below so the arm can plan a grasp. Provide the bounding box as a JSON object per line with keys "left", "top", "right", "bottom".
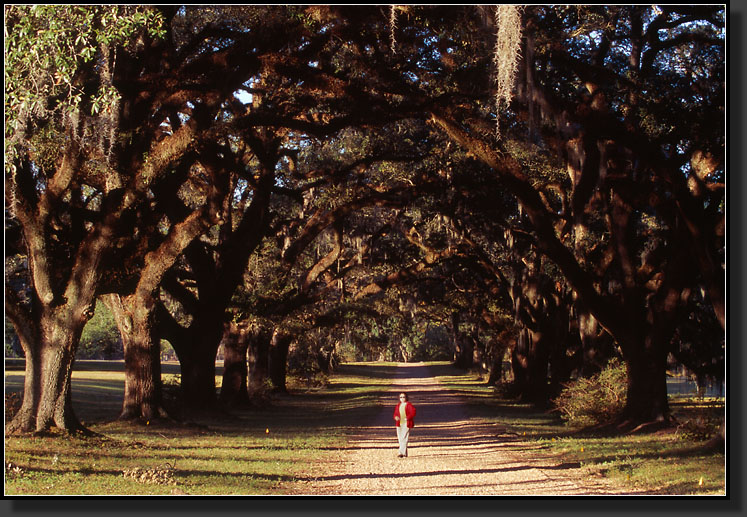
{"left": 5, "top": 5, "right": 725, "bottom": 436}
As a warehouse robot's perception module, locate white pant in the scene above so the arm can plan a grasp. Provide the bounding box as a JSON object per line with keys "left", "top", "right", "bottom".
{"left": 397, "top": 425, "right": 410, "bottom": 456}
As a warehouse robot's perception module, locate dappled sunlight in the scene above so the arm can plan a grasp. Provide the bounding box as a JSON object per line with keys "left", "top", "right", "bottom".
{"left": 5, "top": 359, "right": 722, "bottom": 495}
{"left": 289, "top": 363, "right": 630, "bottom": 495}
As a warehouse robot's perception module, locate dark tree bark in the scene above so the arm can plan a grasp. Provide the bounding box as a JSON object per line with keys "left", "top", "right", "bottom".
{"left": 6, "top": 154, "right": 137, "bottom": 434}
{"left": 547, "top": 293, "right": 574, "bottom": 398}
{"left": 105, "top": 294, "right": 166, "bottom": 421}
{"left": 170, "top": 305, "right": 227, "bottom": 411}
{"left": 428, "top": 109, "right": 688, "bottom": 425}
{"left": 617, "top": 328, "right": 671, "bottom": 426}
{"left": 511, "top": 329, "right": 551, "bottom": 405}
{"left": 35, "top": 308, "right": 90, "bottom": 433}
{"left": 486, "top": 330, "right": 512, "bottom": 386}
{"left": 315, "top": 348, "right": 337, "bottom": 373}
{"left": 268, "top": 329, "right": 292, "bottom": 393}
{"left": 120, "top": 300, "right": 166, "bottom": 421}
{"left": 574, "top": 299, "right": 616, "bottom": 376}
{"left": 247, "top": 326, "right": 271, "bottom": 395}
{"left": 451, "top": 311, "right": 473, "bottom": 370}
{"left": 158, "top": 169, "right": 274, "bottom": 412}
{"left": 499, "top": 244, "right": 571, "bottom": 406}
{"left": 102, "top": 152, "right": 226, "bottom": 421}
{"left": 5, "top": 290, "right": 42, "bottom": 433}
{"left": 219, "top": 321, "right": 251, "bottom": 407}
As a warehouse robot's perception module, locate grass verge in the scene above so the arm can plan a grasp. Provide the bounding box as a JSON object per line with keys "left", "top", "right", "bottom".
{"left": 4, "top": 361, "right": 397, "bottom": 495}
{"left": 429, "top": 362, "right": 726, "bottom": 496}
{"left": 5, "top": 360, "right": 726, "bottom": 495}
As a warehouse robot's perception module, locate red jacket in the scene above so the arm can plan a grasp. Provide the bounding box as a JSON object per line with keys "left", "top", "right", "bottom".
{"left": 393, "top": 401, "right": 416, "bottom": 428}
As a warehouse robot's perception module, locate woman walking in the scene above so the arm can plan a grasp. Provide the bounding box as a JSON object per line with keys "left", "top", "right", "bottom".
{"left": 393, "top": 392, "right": 416, "bottom": 458}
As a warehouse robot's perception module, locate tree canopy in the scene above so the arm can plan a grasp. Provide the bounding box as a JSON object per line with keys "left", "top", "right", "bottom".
{"left": 5, "top": 5, "right": 725, "bottom": 434}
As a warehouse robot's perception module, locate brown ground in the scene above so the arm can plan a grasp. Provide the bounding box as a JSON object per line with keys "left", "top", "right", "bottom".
{"left": 287, "top": 363, "right": 636, "bottom": 496}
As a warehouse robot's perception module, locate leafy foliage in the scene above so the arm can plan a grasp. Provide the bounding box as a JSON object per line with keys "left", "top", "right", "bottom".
{"left": 4, "top": 5, "right": 725, "bottom": 428}
{"left": 77, "top": 301, "right": 122, "bottom": 360}
{"left": 553, "top": 359, "right": 628, "bottom": 427}
{"left": 4, "top": 5, "right": 165, "bottom": 172}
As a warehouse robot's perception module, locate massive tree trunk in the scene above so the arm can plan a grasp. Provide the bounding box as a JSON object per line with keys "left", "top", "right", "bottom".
{"left": 121, "top": 307, "right": 166, "bottom": 421}
{"left": 510, "top": 329, "right": 529, "bottom": 397}
{"left": 268, "top": 329, "right": 292, "bottom": 393}
{"left": 5, "top": 292, "right": 41, "bottom": 433}
{"left": 547, "top": 296, "right": 573, "bottom": 397}
{"left": 618, "top": 330, "right": 671, "bottom": 426}
{"left": 156, "top": 168, "right": 274, "bottom": 412}
{"left": 7, "top": 304, "right": 92, "bottom": 435}
{"left": 505, "top": 252, "right": 569, "bottom": 405}
{"left": 179, "top": 355, "right": 219, "bottom": 411}
{"left": 486, "top": 332, "right": 511, "bottom": 386}
{"left": 429, "top": 109, "right": 687, "bottom": 427}
{"left": 451, "top": 312, "right": 473, "bottom": 369}
{"left": 247, "top": 326, "right": 271, "bottom": 395}
{"left": 106, "top": 294, "right": 168, "bottom": 421}
{"left": 6, "top": 188, "right": 108, "bottom": 434}
{"left": 511, "top": 327, "right": 551, "bottom": 405}
{"left": 173, "top": 313, "right": 226, "bottom": 412}
{"left": 219, "top": 321, "right": 251, "bottom": 407}
{"left": 103, "top": 166, "right": 225, "bottom": 421}
{"left": 158, "top": 280, "right": 227, "bottom": 414}
{"left": 575, "top": 301, "right": 616, "bottom": 376}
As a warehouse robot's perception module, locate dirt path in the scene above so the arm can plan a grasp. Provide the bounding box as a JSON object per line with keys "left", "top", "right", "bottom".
{"left": 288, "top": 363, "right": 631, "bottom": 496}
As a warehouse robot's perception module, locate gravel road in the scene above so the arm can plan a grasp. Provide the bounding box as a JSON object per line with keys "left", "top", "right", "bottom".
{"left": 288, "top": 363, "right": 632, "bottom": 496}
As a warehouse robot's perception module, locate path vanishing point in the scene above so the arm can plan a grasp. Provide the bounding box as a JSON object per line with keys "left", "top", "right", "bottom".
{"left": 288, "top": 363, "right": 635, "bottom": 496}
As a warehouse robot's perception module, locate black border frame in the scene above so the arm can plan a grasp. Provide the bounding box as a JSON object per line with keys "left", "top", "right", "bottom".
{"left": 3, "top": 3, "right": 742, "bottom": 516}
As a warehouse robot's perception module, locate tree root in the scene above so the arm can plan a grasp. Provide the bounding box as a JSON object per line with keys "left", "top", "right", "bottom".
{"left": 626, "top": 419, "right": 672, "bottom": 434}
{"left": 582, "top": 416, "right": 675, "bottom": 437}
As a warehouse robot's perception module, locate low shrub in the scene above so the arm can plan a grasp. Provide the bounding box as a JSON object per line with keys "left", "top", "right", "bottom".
{"left": 161, "top": 374, "right": 184, "bottom": 418}
{"left": 675, "top": 417, "right": 719, "bottom": 441}
{"left": 553, "top": 358, "right": 627, "bottom": 427}
{"left": 290, "top": 371, "right": 330, "bottom": 390}
{"left": 5, "top": 391, "right": 22, "bottom": 424}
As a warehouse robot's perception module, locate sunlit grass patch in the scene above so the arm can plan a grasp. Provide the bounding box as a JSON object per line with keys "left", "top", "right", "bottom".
{"left": 5, "top": 361, "right": 725, "bottom": 495}
{"left": 545, "top": 433, "right": 725, "bottom": 495}
{"left": 426, "top": 362, "right": 725, "bottom": 495}
{"left": 4, "top": 360, "right": 395, "bottom": 495}
{"left": 5, "top": 414, "right": 340, "bottom": 495}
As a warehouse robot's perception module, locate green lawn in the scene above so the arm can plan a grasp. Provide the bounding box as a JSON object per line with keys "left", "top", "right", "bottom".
{"left": 4, "top": 360, "right": 726, "bottom": 495}
{"left": 429, "top": 364, "right": 726, "bottom": 496}
{"left": 4, "top": 361, "right": 394, "bottom": 495}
